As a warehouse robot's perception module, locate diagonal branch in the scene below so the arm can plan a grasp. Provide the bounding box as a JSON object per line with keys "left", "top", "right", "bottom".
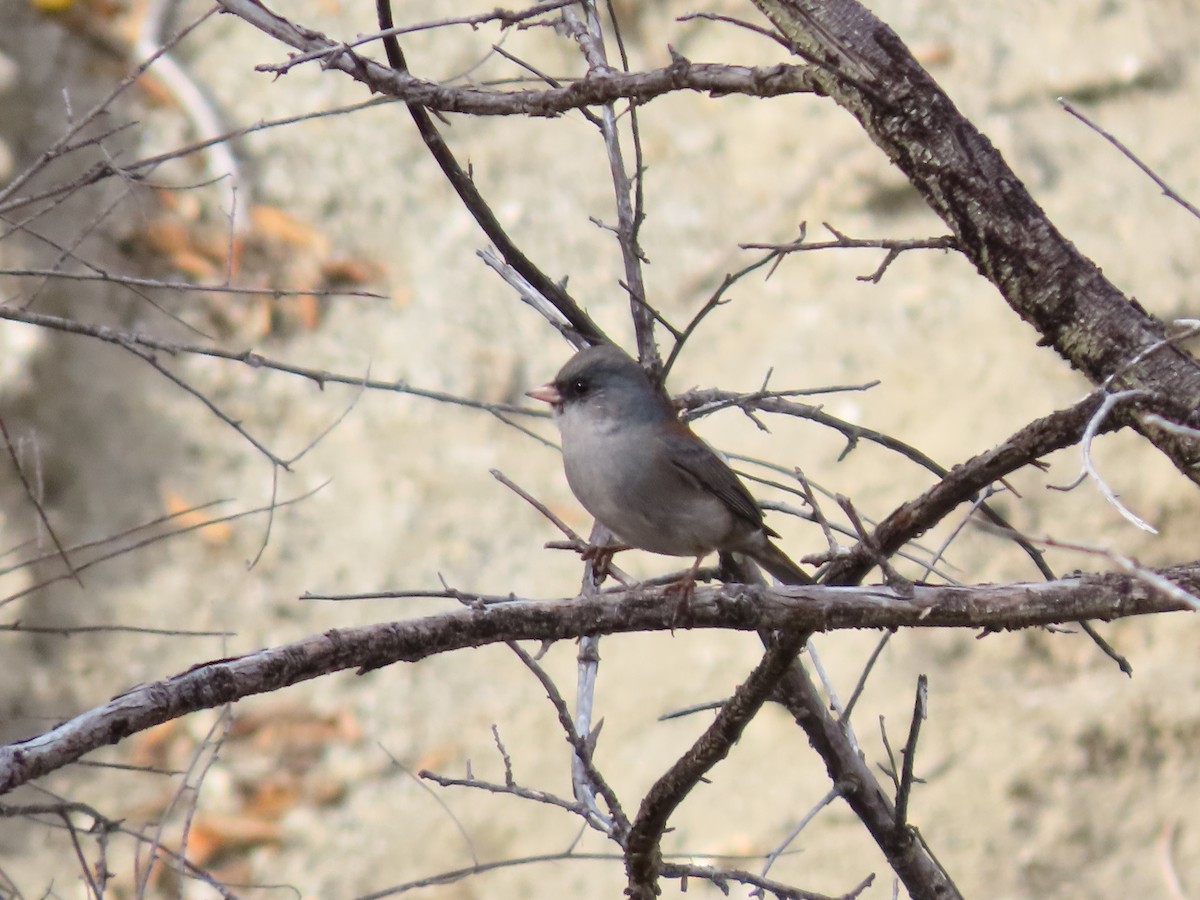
{"left": 373, "top": 0, "right": 605, "bottom": 345}
{"left": 749, "top": 0, "right": 1200, "bottom": 485}
{"left": 624, "top": 629, "right": 808, "bottom": 898}
{"left": 772, "top": 659, "right": 962, "bottom": 900}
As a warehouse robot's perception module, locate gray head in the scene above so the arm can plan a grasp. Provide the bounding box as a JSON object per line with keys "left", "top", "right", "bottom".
{"left": 528, "top": 344, "right": 674, "bottom": 425}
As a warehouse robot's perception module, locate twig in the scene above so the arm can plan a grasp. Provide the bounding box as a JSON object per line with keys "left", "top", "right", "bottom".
{"left": 0, "top": 265, "right": 383, "bottom": 299}
{"left": 0, "top": 306, "right": 538, "bottom": 419}
{"left": 378, "top": 745, "right": 479, "bottom": 867}
{"left": 490, "top": 468, "right": 633, "bottom": 585}
{"left": 265, "top": 2, "right": 579, "bottom": 76}
{"left": 506, "top": 641, "right": 628, "bottom": 836}
{"left": 893, "top": 675, "right": 927, "bottom": 829}
{"left": 663, "top": 249, "right": 788, "bottom": 378}
{"left": 560, "top": 4, "right": 655, "bottom": 364}
{"left": 0, "top": 417, "right": 81, "bottom": 587}
{"left": 822, "top": 392, "right": 1108, "bottom": 586}
{"left": 760, "top": 787, "right": 841, "bottom": 880}
{"left": 1048, "top": 390, "right": 1157, "bottom": 533}
{"left": 1156, "top": 818, "right": 1189, "bottom": 900}
{"left": 741, "top": 223, "right": 959, "bottom": 283}
{"left": 660, "top": 858, "right": 853, "bottom": 900}
{"left": 1060, "top": 100, "right": 1200, "bottom": 222}
{"left": 771, "top": 656, "right": 962, "bottom": 899}
{"left": 1, "top": 484, "right": 325, "bottom": 610}
{"left": 841, "top": 632, "right": 893, "bottom": 724}
{"left": 122, "top": 342, "right": 289, "bottom": 469}
{"left": 838, "top": 495, "right": 912, "bottom": 594}
{"left": 134, "top": 0, "right": 248, "bottom": 234}
{"left": 0, "top": 8, "right": 215, "bottom": 209}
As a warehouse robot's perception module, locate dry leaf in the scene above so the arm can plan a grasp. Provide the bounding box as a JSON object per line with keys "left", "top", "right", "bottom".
{"left": 162, "top": 490, "right": 234, "bottom": 546}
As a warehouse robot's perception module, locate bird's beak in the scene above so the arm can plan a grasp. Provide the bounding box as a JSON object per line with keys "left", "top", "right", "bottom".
{"left": 526, "top": 383, "right": 563, "bottom": 406}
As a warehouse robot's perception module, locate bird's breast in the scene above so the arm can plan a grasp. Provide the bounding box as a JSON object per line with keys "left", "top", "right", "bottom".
{"left": 558, "top": 415, "right": 734, "bottom": 556}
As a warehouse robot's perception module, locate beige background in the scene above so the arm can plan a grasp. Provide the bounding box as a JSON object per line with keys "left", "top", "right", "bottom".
{"left": 1, "top": 0, "right": 1198, "bottom": 896}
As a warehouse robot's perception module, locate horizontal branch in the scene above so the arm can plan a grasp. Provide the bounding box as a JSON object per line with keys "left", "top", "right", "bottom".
{"left": 2, "top": 566, "right": 1194, "bottom": 796}
{"left": 215, "top": 0, "right": 820, "bottom": 115}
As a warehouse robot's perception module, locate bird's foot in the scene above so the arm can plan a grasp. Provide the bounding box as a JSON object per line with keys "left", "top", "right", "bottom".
{"left": 664, "top": 573, "right": 700, "bottom": 631}
{"left": 580, "top": 542, "right": 627, "bottom": 580}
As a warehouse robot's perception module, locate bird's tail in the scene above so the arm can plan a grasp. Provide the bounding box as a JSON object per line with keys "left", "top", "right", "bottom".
{"left": 753, "top": 541, "right": 813, "bottom": 585}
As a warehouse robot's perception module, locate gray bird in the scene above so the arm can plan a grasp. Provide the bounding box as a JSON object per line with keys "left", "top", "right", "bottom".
{"left": 528, "top": 343, "right": 811, "bottom": 588}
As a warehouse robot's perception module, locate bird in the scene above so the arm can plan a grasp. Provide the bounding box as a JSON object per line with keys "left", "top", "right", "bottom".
{"left": 527, "top": 343, "right": 812, "bottom": 591}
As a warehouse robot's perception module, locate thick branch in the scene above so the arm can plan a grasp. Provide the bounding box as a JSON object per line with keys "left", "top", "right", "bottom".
{"left": 1, "top": 567, "right": 1193, "bottom": 796}
{"left": 824, "top": 392, "right": 1105, "bottom": 584}
{"left": 215, "top": 0, "right": 819, "bottom": 114}
{"left": 625, "top": 630, "right": 808, "bottom": 898}
{"left": 773, "top": 661, "right": 960, "bottom": 899}
{"left": 750, "top": 0, "right": 1200, "bottom": 483}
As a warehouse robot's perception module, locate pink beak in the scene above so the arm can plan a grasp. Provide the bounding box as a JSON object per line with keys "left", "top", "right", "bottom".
{"left": 526, "top": 383, "right": 563, "bottom": 406}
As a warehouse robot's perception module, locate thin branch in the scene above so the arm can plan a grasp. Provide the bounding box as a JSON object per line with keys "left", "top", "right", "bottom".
{"left": 374, "top": 0, "right": 605, "bottom": 345}
{"left": 742, "top": 223, "right": 959, "bottom": 283}
{"left": 1049, "top": 389, "right": 1157, "bottom": 533}
{"left": 893, "top": 675, "right": 928, "bottom": 829}
{"left": 1060, "top": 100, "right": 1200, "bottom": 222}
{"left": 1, "top": 485, "right": 324, "bottom": 610}
{"left": 770, "top": 656, "right": 962, "bottom": 899}
{"left": 821, "top": 392, "right": 1108, "bottom": 585}
{"left": 0, "top": 7, "right": 216, "bottom": 208}
{"left": 122, "top": 343, "right": 290, "bottom": 470}
{"left": 761, "top": 787, "right": 841, "bottom": 880}
{"left": 268, "top": 2, "right": 580, "bottom": 75}
{"left": 663, "top": 248, "right": 784, "bottom": 378}
{"left": 0, "top": 306, "right": 538, "bottom": 418}
{"left": 560, "top": 3, "right": 655, "bottom": 364}
{"left": 506, "top": 641, "right": 629, "bottom": 836}
{"left": 0, "top": 266, "right": 383, "bottom": 299}
{"left": 660, "top": 858, "right": 856, "bottom": 900}
{"left": 0, "top": 417, "right": 81, "bottom": 587}
{"left": 841, "top": 633, "right": 892, "bottom": 724}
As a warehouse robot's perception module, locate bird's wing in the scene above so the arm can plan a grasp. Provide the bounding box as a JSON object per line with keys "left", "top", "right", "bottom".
{"left": 659, "top": 423, "right": 774, "bottom": 533}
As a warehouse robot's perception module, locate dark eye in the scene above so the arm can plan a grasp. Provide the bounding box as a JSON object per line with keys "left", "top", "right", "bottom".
{"left": 571, "top": 378, "right": 589, "bottom": 395}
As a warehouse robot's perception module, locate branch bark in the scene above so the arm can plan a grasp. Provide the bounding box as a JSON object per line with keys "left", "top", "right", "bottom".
{"left": 625, "top": 630, "right": 809, "bottom": 898}
{"left": 214, "top": 0, "right": 820, "bottom": 114}
{"left": 2, "top": 566, "right": 1193, "bottom": 797}
{"left": 749, "top": 0, "right": 1200, "bottom": 484}
{"left": 773, "top": 660, "right": 960, "bottom": 900}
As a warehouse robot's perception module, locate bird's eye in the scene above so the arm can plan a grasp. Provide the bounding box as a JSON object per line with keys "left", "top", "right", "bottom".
{"left": 571, "top": 378, "right": 589, "bottom": 395}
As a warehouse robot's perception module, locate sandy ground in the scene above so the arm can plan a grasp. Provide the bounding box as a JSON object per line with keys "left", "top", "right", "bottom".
{"left": 1, "top": 0, "right": 1199, "bottom": 897}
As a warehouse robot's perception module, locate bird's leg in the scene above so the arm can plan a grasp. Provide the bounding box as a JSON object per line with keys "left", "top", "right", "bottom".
{"left": 665, "top": 554, "right": 706, "bottom": 625}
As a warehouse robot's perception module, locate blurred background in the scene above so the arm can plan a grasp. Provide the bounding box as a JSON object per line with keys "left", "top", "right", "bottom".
{"left": 0, "top": 0, "right": 1198, "bottom": 895}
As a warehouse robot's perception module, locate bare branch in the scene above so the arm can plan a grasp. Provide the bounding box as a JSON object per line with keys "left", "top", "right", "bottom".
{"left": 625, "top": 630, "right": 808, "bottom": 898}
{"left": 3, "top": 566, "right": 1194, "bottom": 797}
{"left": 372, "top": 0, "right": 605, "bottom": 346}
{"left": 750, "top": 0, "right": 1200, "bottom": 484}
{"left": 893, "top": 675, "right": 928, "bottom": 829}
{"left": 215, "top": 0, "right": 821, "bottom": 116}
{"left": 1060, "top": 100, "right": 1200, "bottom": 222}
